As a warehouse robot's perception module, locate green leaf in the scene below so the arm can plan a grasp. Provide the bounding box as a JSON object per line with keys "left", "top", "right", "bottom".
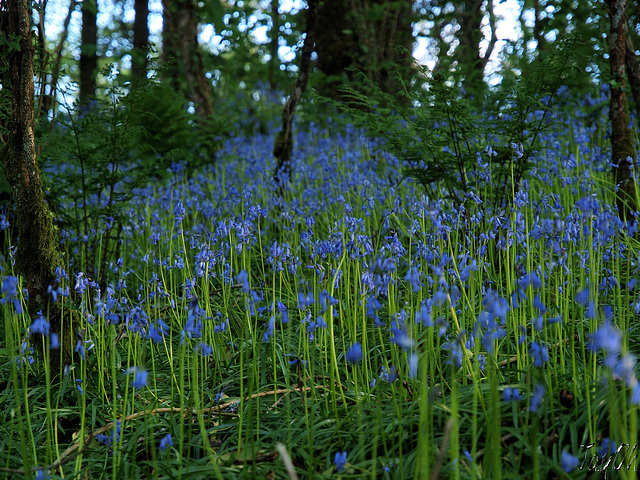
{"left": 199, "top": 0, "right": 226, "bottom": 35}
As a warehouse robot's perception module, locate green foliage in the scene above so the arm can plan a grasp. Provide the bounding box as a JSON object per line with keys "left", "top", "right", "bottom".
{"left": 336, "top": 39, "right": 579, "bottom": 212}
{"left": 37, "top": 67, "right": 211, "bottom": 280}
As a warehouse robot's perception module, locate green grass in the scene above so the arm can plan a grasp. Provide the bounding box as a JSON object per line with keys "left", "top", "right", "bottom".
{"left": 0, "top": 112, "right": 639, "bottom": 479}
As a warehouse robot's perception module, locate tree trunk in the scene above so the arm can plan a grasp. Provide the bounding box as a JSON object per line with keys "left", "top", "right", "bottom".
{"left": 625, "top": 34, "right": 640, "bottom": 123}
{"left": 41, "top": 0, "right": 76, "bottom": 123}
{"left": 162, "top": 0, "right": 214, "bottom": 121}
{"left": 80, "top": 0, "right": 98, "bottom": 101}
{"left": 314, "top": 0, "right": 414, "bottom": 100}
{"left": 457, "top": 0, "right": 485, "bottom": 99}
{"left": 2, "top": 0, "right": 78, "bottom": 371}
{"left": 132, "top": 0, "right": 150, "bottom": 77}
{"left": 273, "top": 0, "right": 318, "bottom": 187}
{"left": 606, "top": 0, "right": 637, "bottom": 220}
{"left": 268, "top": 0, "right": 280, "bottom": 89}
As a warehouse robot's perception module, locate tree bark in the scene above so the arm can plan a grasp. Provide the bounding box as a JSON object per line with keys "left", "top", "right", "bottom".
{"left": 625, "top": 33, "right": 640, "bottom": 123}
{"left": 273, "top": 0, "right": 318, "bottom": 187}
{"left": 41, "top": 0, "right": 76, "bottom": 122}
{"left": 80, "top": 0, "right": 98, "bottom": 101}
{"left": 268, "top": 0, "right": 280, "bottom": 89}
{"left": 132, "top": 0, "right": 150, "bottom": 77}
{"left": 457, "top": 0, "right": 485, "bottom": 98}
{"left": 162, "top": 0, "right": 214, "bottom": 121}
{"left": 314, "top": 0, "right": 414, "bottom": 100}
{"left": 2, "top": 0, "right": 78, "bottom": 371}
{"left": 606, "top": 0, "right": 637, "bottom": 220}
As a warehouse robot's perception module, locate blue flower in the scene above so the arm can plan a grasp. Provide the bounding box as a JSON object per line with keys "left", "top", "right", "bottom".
{"left": 529, "top": 384, "right": 545, "bottom": 412}
{"left": 159, "top": 433, "right": 173, "bottom": 452}
{"left": 196, "top": 342, "right": 213, "bottom": 356}
{"left": 530, "top": 341, "right": 549, "bottom": 367}
{"left": 408, "top": 352, "right": 419, "bottom": 379}
{"left": 262, "top": 316, "right": 275, "bottom": 342}
{"left": 404, "top": 266, "right": 421, "bottom": 292}
{"left": 237, "top": 270, "right": 250, "bottom": 294}
{"left": 588, "top": 321, "right": 622, "bottom": 354}
{"left": 29, "top": 313, "right": 51, "bottom": 336}
{"left": 561, "top": 450, "right": 580, "bottom": 472}
{"left": 630, "top": 381, "right": 640, "bottom": 405}
{"left": 415, "top": 300, "right": 432, "bottom": 327}
{"left": 598, "top": 438, "right": 617, "bottom": 458}
{"left": 127, "top": 367, "right": 148, "bottom": 390}
{"left": 345, "top": 343, "right": 363, "bottom": 364}
{"left": 333, "top": 450, "right": 347, "bottom": 472}
{"left": 173, "top": 200, "right": 186, "bottom": 227}
{"left": 390, "top": 326, "right": 414, "bottom": 350}
{"left": 74, "top": 340, "right": 85, "bottom": 360}
{"left": 502, "top": 387, "right": 522, "bottom": 402}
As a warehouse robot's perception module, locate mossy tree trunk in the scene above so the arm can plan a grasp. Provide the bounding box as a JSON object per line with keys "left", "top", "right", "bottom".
{"left": 606, "top": 0, "right": 637, "bottom": 220}
{"left": 273, "top": 0, "right": 318, "bottom": 188}
{"left": 2, "top": 0, "right": 77, "bottom": 371}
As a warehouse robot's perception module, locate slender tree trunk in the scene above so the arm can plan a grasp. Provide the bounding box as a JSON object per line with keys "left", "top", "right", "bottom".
{"left": 80, "top": 0, "right": 98, "bottom": 101}
{"left": 606, "top": 0, "right": 637, "bottom": 220}
{"left": 41, "top": 0, "right": 76, "bottom": 123}
{"left": 533, "top": 0, "right": 543, "bottom": 53}
{"left": 625, "top": 34, "right": 640, "bottom": 123}
{"left": 268, "top": 0, "right": 280, "bottom": 89}
{"left": 162, "top": 0, "right": 214, "bottom": 121}
{"left": 457, "top": 0, "right": 485, "bottom": 98}
{"left": 2, "top": 0, "right": 78, "bottom": 371}
{"left": 273, "top": 0, "right": 318, "bottom": 187}
{"left": 132, "top": 0, "right": 150, "bottom": 77}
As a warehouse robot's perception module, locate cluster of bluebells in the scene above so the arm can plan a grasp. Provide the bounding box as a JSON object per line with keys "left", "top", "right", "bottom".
{"left": 11, "top": 105, "right": 640, "bottom": 478}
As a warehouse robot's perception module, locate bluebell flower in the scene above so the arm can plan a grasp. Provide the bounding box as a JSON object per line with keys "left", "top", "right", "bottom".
{"left": 276, "top": 300, "right": 289, "bottom": 323}
{"left": 95, "top": 421, "right": 121, "bottom": 448}
{"left": 630, "top": 381, "right": 640, "bottom": 405}
{"left": 530, "top": 342, "right": 549, "bottom": 367}
{"left": 561, "top": 450, "right": 580, "bottom": 472}
{"left": 588, "top": 321, "right": 622, "bottom": 354}
{"left": 159, "top": 433, "right": 173, "bottom": 451}
{"left": 529, "top": 384, "right": 545, "bottom": 412}
{"left": 29, "top": 313, "right": 50, "bottom": 336}
{"left": 404, "top": 266, "right": 421, "bottom": 292}
{"left": 502, "top": 387, "right": 522, "bottom": 402}
{"left": 74, "top": 340, "right": 85, "bottom": 360}
{"left": 408, "top": 352, "right": 419, "bottom": 379}
{"left": 173, "top": 200, "right": 186, "bottom": 227}
{"left": 346, "top": 343, "right": 363, "bottom": 364}
{"left": 127, "top": 367, "right": 148, "bottom": 390}
{"left": 1, "top": 276, "right": 23, "bottom": 314}
{"left": 390, "top": 326, "right": 414, "bottom": 350}
{"left": 263, "top": 316, "right": 275, "bottom": 342}
{"left": 196, "top": 342, "right": 213, "bottom": 356}
{"left": 50, "top": 333, "right": 60, "bottom": 350}
{"left": 575, "top": 287, "right": 590, "bottom": 306}
{"left": 237, "top": 270, "right": 250, "bottom": 294}
{"left": 463, "top": 450, "right": 473, "bottom": 463}
{"left": 415, "top": 300, "right": 432, "bottom": 327}
{"left": 379, "top": 365, "right": 398, "bottom": 383}
{"left": 333, "top": 450, "right": 347, "bottom": 472}
{"left": 598, "top": 438, "right": 616, "bottom": 458}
